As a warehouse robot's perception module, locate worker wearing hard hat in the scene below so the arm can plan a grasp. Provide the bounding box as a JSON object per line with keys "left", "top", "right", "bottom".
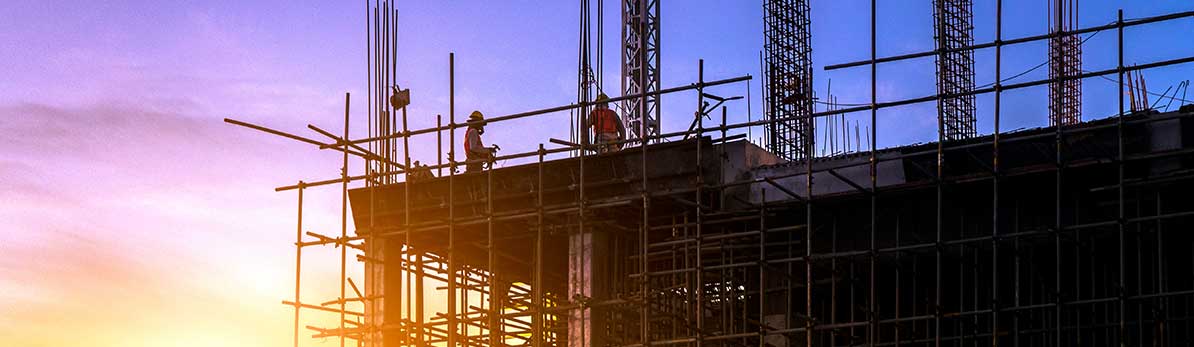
{"left": 586, "top": 93, "right": 626, "bottom": 153}
{"left": 464, "top": 110, "right": 499, "bottom": 172}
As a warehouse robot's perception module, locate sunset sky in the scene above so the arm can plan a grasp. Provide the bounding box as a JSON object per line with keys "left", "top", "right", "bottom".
{"left": 2, "top": 1, "right": 1191, "bottom": 346}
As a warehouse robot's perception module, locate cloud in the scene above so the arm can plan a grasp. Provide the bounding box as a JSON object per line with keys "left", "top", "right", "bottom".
{"left": 0, "top": 98, "right": 356, "bottom": 346}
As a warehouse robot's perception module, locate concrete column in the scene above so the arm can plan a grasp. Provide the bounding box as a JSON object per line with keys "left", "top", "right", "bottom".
{"left": 363, "top": 238, "right": 387, "bottom": 347}
{"left": 569, "top": 228, "right": 610, "bottom": 347}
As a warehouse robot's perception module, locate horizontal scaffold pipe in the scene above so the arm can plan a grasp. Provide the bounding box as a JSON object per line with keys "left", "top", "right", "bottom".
{"left": 332, "top": 75, "right": 752, "bottom": 148}
{"left": 224, "top": 118, "right": 395, "bottom": 167}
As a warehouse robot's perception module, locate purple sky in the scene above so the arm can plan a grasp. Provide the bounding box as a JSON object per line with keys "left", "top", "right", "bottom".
{"left": 1, "top": 1, "right": 1191, "bottom": 346}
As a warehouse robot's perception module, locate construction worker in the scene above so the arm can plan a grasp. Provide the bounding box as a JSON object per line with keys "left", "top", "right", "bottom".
{"left": 409, "top": 160, "right": 435, "bottom": 181}
{"left": 586, "top": 93, "right": 626, "bottom": 153}
{"left": 464, "top": 110, "right": 499, "bottom": 172}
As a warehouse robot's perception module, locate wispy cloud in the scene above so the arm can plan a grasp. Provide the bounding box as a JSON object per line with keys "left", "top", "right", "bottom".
{"left": 0, "top": 99, "right": 351, "bottom": 346}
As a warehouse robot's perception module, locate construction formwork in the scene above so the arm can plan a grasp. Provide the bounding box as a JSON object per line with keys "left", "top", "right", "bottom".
{"left": 223, "top": 3, "right": 1194, "bottom": 347}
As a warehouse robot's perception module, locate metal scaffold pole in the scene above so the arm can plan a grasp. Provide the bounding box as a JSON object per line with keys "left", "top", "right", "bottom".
{"left": 341, "top": 92, "right": 351, "bottom": 347}
{"left": 991, "top": 0, "right": 1004, "bottom": 344}
{"left": 867, "top": 0, "right": 878, "bottom": 343}
{"left": 448, "top": 51, "right": 457, "bottom": 347}
{"left": 294, "top": 182, "right": 304, "bottom": 347}
{"left": 1116, "top": 9, "right": 1126, "bottom": 345}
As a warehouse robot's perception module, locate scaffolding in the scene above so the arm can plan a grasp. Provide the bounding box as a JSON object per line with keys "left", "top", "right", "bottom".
{"left": 763, "top": 0, "right": 815, "bottom": 161}
{"left": 1049, "top": 0, "right": 1083, "bottom": 126}
{"left": 933, "top": 0, "right": 979, "bottom": 140}
{"left": 223, "top": 3, "right": 1194, "bottom": 347}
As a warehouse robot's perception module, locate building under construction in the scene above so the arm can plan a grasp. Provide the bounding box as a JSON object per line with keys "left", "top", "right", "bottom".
{"left": 226, "top": 1, "right": 1194, "bottom": 346}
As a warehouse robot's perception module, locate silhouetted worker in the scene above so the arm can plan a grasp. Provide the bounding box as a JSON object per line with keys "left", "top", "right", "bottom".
{"left": 464, "top": 110, "right": 499, "bottom": 173}
{"left": 409, "top": 160, "right": 435, "bottom": 181}
{"left": 586, "top": 93, "right": 626, "bottom": 153}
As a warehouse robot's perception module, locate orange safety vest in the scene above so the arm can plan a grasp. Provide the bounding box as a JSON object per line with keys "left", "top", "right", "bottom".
{"left": 590, "top": 108, "right": 620, "bottom": 134}
{"left": 464, "top": 127, "right": 482, "bottom": 156}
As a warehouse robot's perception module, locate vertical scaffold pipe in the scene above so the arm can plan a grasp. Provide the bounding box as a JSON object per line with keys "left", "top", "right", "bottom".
{"left": 991, "top": 0, "right": 1004, "bottom": 344}
{"left": 340, "top": 92, "right": 350, "bottom": 347}
{"left": 294, "top": 182, "right": 304, "bottom": 347}
{"left": 1116, "top": 9, "right": 1127, "bottom": 346}
{"left": 868, "top": 0, "right": 878, "bottom": 344}
{"left": 447, "top": 52, "right": 458, "bottom": 347}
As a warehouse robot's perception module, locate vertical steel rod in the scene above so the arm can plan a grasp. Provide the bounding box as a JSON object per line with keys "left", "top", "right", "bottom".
{"left": 758, "top": 190, "right": 767, "bottom": 347}
{"left": 895, "top": 216, "right": 902, "bottom": 347}
{"left": 1013, "top": 204, "right": 1020, "bottom": 346}
{"left": 383, "top": 1, "right": 390, "bottom": 182}
{"left": 367, "top": 5, "right": 379, "bottom": 344}
{"left": 294, "top": 182, "right": 304, "bottom": 347}
{"left": 831, "top": 220, "right": 839, "bottom": 345}
{"left": 416, "top": 250, "right": 425, "bottom": 345}
{"left": 991, "top": 0, "right": 1003, "bottom": 344}
{"left": 931, "top": 3, "right": 945, "bottom": 345}
{"left": 694, "top": 59, "right": 705, "bottom": 347}
{"left": 366, "top": 0, "right": 372, "bottom": 186}
{"left": 1116, "top": 9, "right": 1127, "bottom": 345}
{"left": 340, "top": 92, "right": 350, "bottom": 347}
{"left": 805, "top": 66, "right": 815, "bottom": 347}
{"left": 868, "top": 0, "right": 878, "bottom": 343}
{"left": 402, "top": 100, "right": 415, "bottom": 344}
{"left": 447, "top": 52, "right": 457, "bottom": 347}
{"left": 487, "top": 135, "right": 497, "bottom": 347}
{"left": 535, "top": 143, "right": 545, "bottom": 347}
{"left": 438, "top": 115, "right": 443, "bottom": 176}
{"left": 720, "top": 106, "right": 727, "bottom": 208}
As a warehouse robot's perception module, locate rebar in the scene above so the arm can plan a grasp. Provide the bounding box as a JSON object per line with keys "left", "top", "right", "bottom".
{"left": 1049, "top": 0, "right": 1083, "bottom": 126}
{"left": 763, "top": 0, "right": 814, "bottom": 161}
{"left": 933, "top": 0, "right": 978, "bottom": 140}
